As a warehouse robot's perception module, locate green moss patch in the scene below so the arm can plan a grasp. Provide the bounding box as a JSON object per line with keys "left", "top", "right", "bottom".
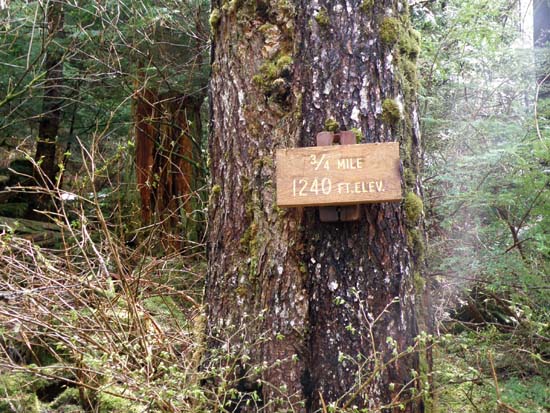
{"left": 252, "top": 54, "right": 293, "bottom": 100}
{"left": 209, "top": 8, "right": 221, "bottom": 33}
{"left": 399, "top": 28, "right": 421, "bottom": 60}
{"left": 381, "top": 98, "right": 401, "bottom": 125}
{"left": 350, "top": 128, "right": 363, "bottom": 143}
{"left": 211, "top": 184, "right": 221, "bottom": 195}
{"left": 360, "top": 0, "right": 374, "bottom": 13}
{"left": 314, "top": 8, "right": 329, "bottom": 27}
{"left": 380, "top": 17, "right": 400, "bottom": 46}
{"left": 324, "top": 117, "right": 340, "bottom": 132}
{"left": 404, "top": 191, "right": 423, "bottom": 224}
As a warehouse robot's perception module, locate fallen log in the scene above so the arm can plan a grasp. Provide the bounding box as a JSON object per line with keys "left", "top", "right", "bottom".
{"left": 0, "top": 216, "right": 63, "bottom": 248}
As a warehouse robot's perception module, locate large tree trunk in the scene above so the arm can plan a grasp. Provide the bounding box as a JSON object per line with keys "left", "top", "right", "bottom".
{"left": 34, "top": 0, "right": 64, "bottom": 192}
{"left": 206, "top": 1, "right": 428, "bottom": 412}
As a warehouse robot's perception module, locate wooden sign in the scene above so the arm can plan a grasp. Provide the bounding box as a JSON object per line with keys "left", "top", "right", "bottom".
{"left": 276, "top": 142, "right": 402, "bottom": 207}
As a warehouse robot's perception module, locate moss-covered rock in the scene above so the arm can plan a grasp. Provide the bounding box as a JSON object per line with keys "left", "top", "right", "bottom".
{"left": 49, "top": 387, "right": 82, "bottom": 410}
{"left": 0, "top": 393, "right": 41, "bottom": 413}
{"left": 0, "top": 172, "right": 9, "bottom": 187}
{"left": 99, "top": 389, "right": 141, "bottom": 412}
{"left": 0, "top": 372, "right": 50, "bottom": 413}
{"left": 143, "top": 295, "right": 188, "bottom": 326}
{"left": 0, "top": 202, "right": 29, "bottom": 218}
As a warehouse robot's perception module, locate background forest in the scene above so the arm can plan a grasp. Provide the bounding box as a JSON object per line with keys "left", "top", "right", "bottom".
{"left": 0, "top": 0, "right": 548, "bottom": 412}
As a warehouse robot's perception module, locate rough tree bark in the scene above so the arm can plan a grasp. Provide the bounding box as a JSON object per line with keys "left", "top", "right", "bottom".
{"left": 206, "top": 1, "right": 429, "bottom": 412}
{"left": 34, "top": 0, "right": 64, "bottom": 192}
{"left": 134, "top": 90, "right": 203, "bottom": 249}
{"left": 134, "top": 10, "right": 208, "bottom": 248}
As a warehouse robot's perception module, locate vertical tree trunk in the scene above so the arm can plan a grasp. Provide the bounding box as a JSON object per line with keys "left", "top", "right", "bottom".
{"left": 534, "top": 0, "right": 550, "bottom": 98}
{"left": 134, "top": 90, "right": 204, "bottom": 250}
{"left": 133, "top": 5, "right": 208, "bottom": 249}
{"left": 534, "top": 0, "right": 550, "bottom": 47}
{"left": 34, "top": 0, "right": 64, "bottom": 191}
{"left": 206, "top": 1, "right": 428, "bottom": 412}
{"left": 135, "top": 86, "right": 157, "bottom": 226}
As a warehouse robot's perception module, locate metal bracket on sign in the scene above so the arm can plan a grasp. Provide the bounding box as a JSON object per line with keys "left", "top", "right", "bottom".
{"left": 316, "top": 131, "right": 361, "bottom": 222}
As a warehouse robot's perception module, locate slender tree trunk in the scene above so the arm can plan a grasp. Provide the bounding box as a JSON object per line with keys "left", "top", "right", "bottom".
{"left": 534, "top": 0, "right": 550, "bottom": 98}
{"left": 206, "top": 1, "right": 429, "bottom": 412}
{"left": 34, "top": 0, "right": 64, "bottom": 191}
{"left": 534, "top": 0, "right": 550, "bottom": 47}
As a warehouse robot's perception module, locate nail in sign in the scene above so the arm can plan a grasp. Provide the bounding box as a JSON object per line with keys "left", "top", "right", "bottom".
{"left": 276, "top": 142, "right": 402, "bottom": 207}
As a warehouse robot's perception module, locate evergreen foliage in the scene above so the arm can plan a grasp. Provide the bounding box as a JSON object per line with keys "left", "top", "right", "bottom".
{"left": 414, "top": 0, "right": 549, "bottom": 410}
{"left": 0, "top": 0, "right": 547, "bottom": 411}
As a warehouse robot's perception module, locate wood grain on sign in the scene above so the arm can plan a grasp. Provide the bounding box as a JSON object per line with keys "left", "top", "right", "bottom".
{"left": 276, "top": 142, "right": 402, "bottom": 207}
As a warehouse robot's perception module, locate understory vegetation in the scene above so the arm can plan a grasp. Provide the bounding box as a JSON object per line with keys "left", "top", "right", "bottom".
{"left": 417, "top": 0, "right": 549, "bottom": 410}
{"left": 0, "top": 0, "right": 548, "bottom": 412}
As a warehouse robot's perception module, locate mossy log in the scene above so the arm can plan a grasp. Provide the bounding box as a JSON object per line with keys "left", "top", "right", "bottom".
{"left": 0, "top": 216, "right": 62, "bottom": 247}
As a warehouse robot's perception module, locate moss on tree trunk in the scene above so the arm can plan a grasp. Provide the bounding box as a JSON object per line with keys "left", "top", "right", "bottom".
{"left": 206, "top": 1, "right": 431, "bottom": 411}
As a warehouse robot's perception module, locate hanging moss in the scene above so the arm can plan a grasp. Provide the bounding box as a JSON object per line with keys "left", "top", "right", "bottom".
{"left": 400, "top": 58, "right": 419, "bottom": 93}
{"left": 324, "top": 117, "right": 340, "bottom": 132}
{"left": 314, "top": 7, "right": 330, "bottom": 27}
{"left": 399, "top": 28, "right": 421, "bottom": 60}
{"left": 413, "top": 271, "right": 425, "bottom": 293}
{"left": 380, "top": 17, "right": 400, "bottom": 46}
{"left": 390, "top": 13, "right": 433, "bottom": 413}
{"left": 404, "top": 191, "right": 423, "bottom": 224}
{"left": 209, "top": 8, "right": 221, "bottom": 33}
{"left": 407, "top": 228, "right": 425, "bottom": 263}
{"left": 381, "top": 98, "right": 401, "bottom": 125}
{"left": 403, "top": 169, "right": 416, "bottom": 188}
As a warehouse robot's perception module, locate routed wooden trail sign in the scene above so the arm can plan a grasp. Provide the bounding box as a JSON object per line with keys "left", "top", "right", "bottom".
{"left": 276, "top": 142, "right": 402, "bottom": 207}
